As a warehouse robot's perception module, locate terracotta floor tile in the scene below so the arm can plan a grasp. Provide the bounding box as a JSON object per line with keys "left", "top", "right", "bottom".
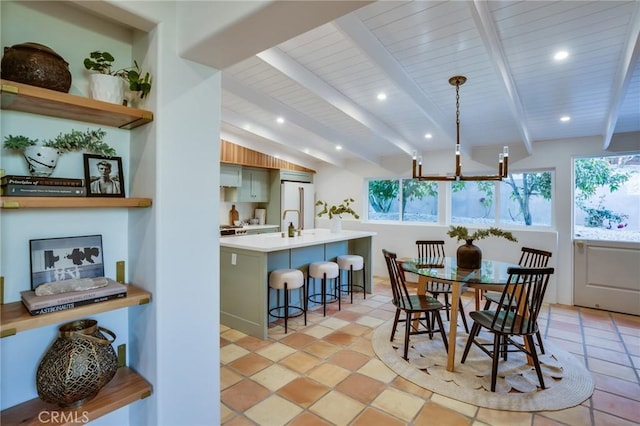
{"left": 357, "top": 358, "right": 397, "bottom": 383}
{"left": 302, "top": 325, "right": 335, "bottom": 339}
{"left": 222, "top": 415, "right": 255, "bottom": 426}
{"left": 592, "top": 389, "right": 640, "bottom": 423}
{"left": 220, "top": 366, "right": 243, "bottom": 390}
{"left": 319, "top": 316, "right": 351, "bottom": 330}
{"left": 220, "top": 403, "right": 235, "bottom": 423}
{"left": 250, "top": 364, "right": 298, "bottom": 391}
{"left": 592, "top": 410, "right": 640, "bottom": 426}
{"left": 220, "top": 344, "right": 251, "bottom": 364}
{"left": 280, "top": 351, "right": 323, "bottom": 374}
{"left": 277, "top": 377, "right": 330, "bottom": 407}
{"left": 307, "top": 363, "right": 352, "bottom": 387}
{"left": 328, "top": 349, "right": 370, "bottom": 371}
{"left": 304, "top": 340, "right": 342, "bottom": 359}
{"left": 593, "top": 371, "right": 640, "bottom": 401}
{"left": 351, "top": 407, "right": 406, "bottom": 426}
{"left": 339, "top": 323, "right": 370, "bottom": 336}
{"left": 349, "top": 337, "right": 375, "bottom": 356}
{"left": 309, "top": 391, "right": 366, "bottom": 425}
{"left": 587, "top": 345, "right": 632, "bottom": 366}
{"left": 391, "top": 376, "right": 434, "bottom": 399}
{"left": 333, "top": 310, "right": 363, "bottom": 322}
{"left": 279, "top": 332, "right": 317, "bottom": 349}
{"left": 414, "top": 401, "right": 472, "bottom": 426}
{"left": 228, "top": 353, "right": 272, "bottom": 376}
{"left": 355, "top": 315, "right": 386, "bottom": 328}
{"left": 255, "top": 341, "right": 297, "bottom": 362}
{"left": 430, "top": 394, "right": 478, "bottom": 418}
{"left": 221, "top": 329, "right": 248, "bottom": 342}
{"left": 476, "top": 407, "right": 533, "bottom": 425}
{"left": 244, "top": 394, "right": 303, "bottom": 425}
{"left": 588, "top": 357, "right": 637, "bottom": 381}
{"left": 323, "top": 331, "right": 359, "bottom": 347}
{"left": 220, "top": 378, "right": 270, "bottom": 413}
{"left": 536, "top": 404, "right": 592, "bottom": 426}
{"left": 546, "top": 328, "right": 583, "bottom": 343}
{"left": 220, "top": 337, "right": 232, "bottom": 347}
{"left": 287, "top": 411, "right": 333, "bottom": 426}
{"left": 234, "top": 335, "right": 273, "bottom": 352}
{"left": 371, "top": 388, "right": 425, "bottom": 422}
{"left": 334, "top": 373, "right": 385, "bottom": 404}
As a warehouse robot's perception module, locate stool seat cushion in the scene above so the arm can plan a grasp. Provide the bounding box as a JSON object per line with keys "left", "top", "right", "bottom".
{"left": 337, "top": 255, "right": 364, "bottom": 271}
{"left": 309, "top": 261, "right": 339, "bottom": 279}
{"left": 269, "top": 269, "right": 304, "bottom": 290}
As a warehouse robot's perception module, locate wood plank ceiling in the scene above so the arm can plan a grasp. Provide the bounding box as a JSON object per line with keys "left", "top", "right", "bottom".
{"left": 221, "top": 1, "right": 640, "bottom": 168}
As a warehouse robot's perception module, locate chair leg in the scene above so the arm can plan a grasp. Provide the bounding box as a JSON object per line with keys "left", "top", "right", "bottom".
{"left": 403, "top": 311, "right": 411, "bottom": 360}
{"left": 491, "top": 333, "right": 501, "bottom": 392}
{"left": 443, "top": 293, "right": 450, "bottom": 321}
{"left": 390, "top": 309, "right": 401, "bottom": 342}
{"left": 536, "top": 330, "right": 545, "bottom": 354}
{"left": 458, "top": 300, "right": 469, "bottom": 333}
{"left": 434, "top": 311, "right": 448, "bottom": 351}
{"left": 526, "top": 334, "right": 546, "bottom": 389}
{"left": 461, "top": 322, "right": 481, "bottom": 363}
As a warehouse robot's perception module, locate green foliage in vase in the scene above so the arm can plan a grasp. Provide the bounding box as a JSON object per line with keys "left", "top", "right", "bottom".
{"left": 316, "top": 198, "right": 360, "bottom": 219}
{"left": 447, "top": 225, "right": 517, "bottom": 243}
{"left": 3, "top": 129, "right": 116, "bottom": 157}
{"left": 84, "top": 51, "right": 152, "bottom": 98}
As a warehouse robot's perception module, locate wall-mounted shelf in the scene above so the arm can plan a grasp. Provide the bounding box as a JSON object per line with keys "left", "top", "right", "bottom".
{"left": 1, "top": 285, "right": 151, "bottom": 337}
{"left": 1, "top": 79, "right": 153, "bottom": 129}
{"left": 0, "top": 197, "right": 152, "bottom": 209}
{"left": 0, "top": 367, "right": 152, "bottom": 425}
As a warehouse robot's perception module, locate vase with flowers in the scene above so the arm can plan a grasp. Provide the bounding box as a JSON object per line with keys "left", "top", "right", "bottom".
{"left": 446, "top": 225, "right": 517, "bottom": 269}
{"left": 316, "top": 198, "right": 360, "bottom": 233}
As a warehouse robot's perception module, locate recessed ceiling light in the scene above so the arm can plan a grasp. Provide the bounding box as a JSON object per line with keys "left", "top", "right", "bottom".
{"left": 554, "top": 51, "right": 569, "bottom": 61}
{"left": 560, "top": 115, "right": 571, "bottom": 122}
{"left": 276, "top": 117, "right": 285, "bottom": 124}
{"left": 424, "top": 133, "right": 432, "bottom": 139}
{"left": 377, "top": 93, "right": 387, "bottom": 101}
{"left": 336, "top": 145, "right": 342, "bottom": 150}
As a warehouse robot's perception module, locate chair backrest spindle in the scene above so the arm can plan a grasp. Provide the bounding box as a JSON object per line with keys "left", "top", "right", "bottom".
{"left": 382, "top": 249, "right": 414, "bottom": 310}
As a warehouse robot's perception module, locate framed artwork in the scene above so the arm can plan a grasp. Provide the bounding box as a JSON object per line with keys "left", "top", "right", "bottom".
{"left": 83, "top": 154, "right": 125, "bottom": 197}
{"left": 29, "top": 235, "right": 104, "bottom": 290}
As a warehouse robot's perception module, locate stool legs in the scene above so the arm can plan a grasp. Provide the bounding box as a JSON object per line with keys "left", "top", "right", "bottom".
{"left": 268, "top": 280, "right": 306, "bottom": 334}
{"left": 340, "top": 264, "right": 366, "bottom": 304}
{"left": 308, "top": 273, "right": 340, "bottom": 317}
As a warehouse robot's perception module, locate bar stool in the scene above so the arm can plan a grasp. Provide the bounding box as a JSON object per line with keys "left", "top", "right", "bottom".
{"left": 337, "top": 254, "right": 366, "bottom": 303}
{"left": 307, "top": 261, "right": 340, "bottom": 316}
{"left": 268, "top": 268, "right": 306, "bottom": 333}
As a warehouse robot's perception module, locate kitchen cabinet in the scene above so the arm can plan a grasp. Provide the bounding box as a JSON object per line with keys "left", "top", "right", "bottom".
{"left": 220, "top": 164, "right": 242, "bottom": 187}
{"left": 225, "top": 167, "right": 269, "bottom": 202}
{"left": 0, "top": 65, "right": 152, "bottom": 422}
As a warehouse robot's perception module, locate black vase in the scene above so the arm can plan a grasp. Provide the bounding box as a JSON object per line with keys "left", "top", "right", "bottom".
{"left": 456, "top": 240, "right": 482, "bottom": 269}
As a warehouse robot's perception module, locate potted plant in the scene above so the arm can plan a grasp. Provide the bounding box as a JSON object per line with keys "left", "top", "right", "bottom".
{"left": 316, "top": 198, "right": 360, "bottom": 233}
{"left": 84, "top": 51, "right": 152, "bottom": 106}
{"left": 3, "top": 129, "right": 115, "bottom": 177}
{"left": 446, "top": 225, "right": 517, "bottom": 269}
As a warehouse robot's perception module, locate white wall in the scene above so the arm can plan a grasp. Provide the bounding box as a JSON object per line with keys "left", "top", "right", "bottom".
{"left": 313, "top": 135, "right": 638, "bottom": 306}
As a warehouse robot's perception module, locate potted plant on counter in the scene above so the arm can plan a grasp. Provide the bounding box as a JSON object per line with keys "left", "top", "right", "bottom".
{"left": 316, "top": 198, "right": 360, "bottom": 233}
{"left": 447, "top": 225, "right": 517, "bottom": 269}
{"left": 3, "top": 129, "right": 115, "bottom": 177}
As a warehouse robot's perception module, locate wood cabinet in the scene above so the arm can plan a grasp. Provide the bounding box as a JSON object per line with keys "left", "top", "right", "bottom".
{"left": 0, "top": 70, "right": 153, "bottom": 422}
{"left": 225, "top": 167, "right": 269, "bottom": 202}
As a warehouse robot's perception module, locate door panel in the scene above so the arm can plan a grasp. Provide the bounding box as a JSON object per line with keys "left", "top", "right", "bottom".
{"left": 574, "top": 240, "right": 640, "bottom": 315}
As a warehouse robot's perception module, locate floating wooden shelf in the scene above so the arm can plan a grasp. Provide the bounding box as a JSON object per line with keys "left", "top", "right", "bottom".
{"left": 1, "top": 79, "right": 153, "bottom": 129}
{"left": 1, "top": 285, "right": 151, "bottom": 337}
{"left": 0, "top": 197, "right": 152, "bottom": 209}
{"left": 0, "top": 367, "right": 152, "bottom": 425}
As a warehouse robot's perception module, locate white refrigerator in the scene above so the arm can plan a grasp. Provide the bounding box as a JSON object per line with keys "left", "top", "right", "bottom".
{"left": 281, "top": 181, "right": 315, "bottom": 231}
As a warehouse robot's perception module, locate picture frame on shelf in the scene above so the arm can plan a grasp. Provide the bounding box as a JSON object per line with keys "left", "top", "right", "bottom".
{"left": 83, "top": 154, "right": 125, "bottom": 197}
{"left": 29, "top": 234, "right": 104, "bottom": 290}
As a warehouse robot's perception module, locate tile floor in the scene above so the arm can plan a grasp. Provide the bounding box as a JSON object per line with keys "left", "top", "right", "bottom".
{"left": 221, "top": 276, "right": 640, "bottom": 425}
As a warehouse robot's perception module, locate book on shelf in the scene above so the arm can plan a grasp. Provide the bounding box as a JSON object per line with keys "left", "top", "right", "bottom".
{"left": 26, "top": 292, "right": 127, "bottom": 316}
{"left": 21, "top": 278, "right": 128, "bottom": 310}
{"left": 0, "top": 174, "right": 84, "bottom": 187}
{"left": 1, "top": 184, "right": 86, "bottom": 197}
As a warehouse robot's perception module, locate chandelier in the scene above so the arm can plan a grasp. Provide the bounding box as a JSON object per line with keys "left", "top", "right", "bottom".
{"left": 412, "top": 75, "right": 509, "bottom": 181}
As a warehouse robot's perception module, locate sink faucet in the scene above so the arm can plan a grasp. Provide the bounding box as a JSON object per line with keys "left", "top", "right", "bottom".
{"left": 282, "top": 209, "right": 300, "bottom": 223}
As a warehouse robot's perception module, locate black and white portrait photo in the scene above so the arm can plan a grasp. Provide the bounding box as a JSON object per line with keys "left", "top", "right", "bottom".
{"left": 83, "top": 154, "right": 125, "bottom": 198}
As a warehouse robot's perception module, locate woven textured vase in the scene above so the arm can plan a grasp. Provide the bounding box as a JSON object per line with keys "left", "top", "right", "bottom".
{"left": 1, "top": 42, "right": 71, "bottom": 92}
{"left": 36, "top": 319, "right": 118, "bottom": 407}
{"left": 456, "top": 240, "right": 482, "bottom": 269}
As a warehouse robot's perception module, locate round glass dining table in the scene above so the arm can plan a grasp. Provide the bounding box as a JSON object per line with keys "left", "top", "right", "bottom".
{"left": 401, "top": 256, "right": 519, "bottom": 372}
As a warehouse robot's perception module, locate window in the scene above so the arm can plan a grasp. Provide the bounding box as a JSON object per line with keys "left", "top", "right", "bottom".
{"left": 573, "top": 155, "right": 640, "bottom": 242}
{"left": 367, "top": 170, "right": 553, "bottom": 227}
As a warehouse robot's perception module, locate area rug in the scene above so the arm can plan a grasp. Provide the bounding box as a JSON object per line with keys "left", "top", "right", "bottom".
{"left": 372, "top": 320, "right": 594, "bottom": 411}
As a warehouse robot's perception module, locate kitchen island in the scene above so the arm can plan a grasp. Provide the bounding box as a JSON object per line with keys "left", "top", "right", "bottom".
{"left": 220, "top": 229, "right": 376, "bottom": 339}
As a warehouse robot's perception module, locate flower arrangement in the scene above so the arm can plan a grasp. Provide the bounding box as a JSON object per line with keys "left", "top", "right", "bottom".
{"left": 447, "top": 225, "right": 517, "bottom": 243}
{"left": 3, "top": 129, "right": 116, "bottom": 157}
{"left": 316, "top": 198, "right": 360, "bottom": 219}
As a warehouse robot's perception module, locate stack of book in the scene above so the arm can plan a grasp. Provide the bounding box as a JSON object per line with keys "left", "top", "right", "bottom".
{"left": 21, "top": 279, "right": 127, "bottom": 316}
{"left": 1, "top": 174, "right": 85, "bottom": 197}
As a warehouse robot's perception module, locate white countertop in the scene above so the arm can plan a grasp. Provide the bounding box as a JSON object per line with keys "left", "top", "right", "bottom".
{"left": 220, "top": 229, "right": 376, "bottom": 252}
{"left": 241, "top": 224, "right": 279, "bottom": 230}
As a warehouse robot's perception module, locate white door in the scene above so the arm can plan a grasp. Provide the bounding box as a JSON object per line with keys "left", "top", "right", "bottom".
{"left": 574, "top": 240, "right": 640, "bottom": 315}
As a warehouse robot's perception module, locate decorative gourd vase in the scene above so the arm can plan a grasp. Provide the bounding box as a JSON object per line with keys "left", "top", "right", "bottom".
{"left": 89, "top": 73, "right": 124, "bottom": 105}
{"left": 36, "top": 319, "right": 118, "bottom": 407}
{"left": 330, "top": 217, "right": 342, "bottom": 233}
{"left": 456, "top": 239, "right": 482, "bottom": 269}
{"left": 1, "top": 42, "right": 72, "bottom": 92}
{"left": 23, "top": 146, "right": 60, "bottom": 177}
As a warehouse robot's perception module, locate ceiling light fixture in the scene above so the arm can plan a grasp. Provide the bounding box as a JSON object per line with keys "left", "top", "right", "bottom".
{"left": 276, "top": 117, "right": 285, "bottom": 124}
{"left": 424, "top": 133, "right": 432, "bottom": 139}
{"left": 554, "top": 51, "right": 569, "bottom": 61}
{"left": 377, "top": 93, "right": 387, "bottom": 101}
{"left": 560, "top": 115, "right": 571, "bottom": 122}
{"left": 412, "top": 76, "right": 508, "bottom": 181}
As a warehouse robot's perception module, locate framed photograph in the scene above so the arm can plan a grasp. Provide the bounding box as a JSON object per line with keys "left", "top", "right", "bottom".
{"left": 29, "top": 235, "right": 104, "bottom": 290}
{"left": 83, "top": 154, "right": 125, "bottom": 198}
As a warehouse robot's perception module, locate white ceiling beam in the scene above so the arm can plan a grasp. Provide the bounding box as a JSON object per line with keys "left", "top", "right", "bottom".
{"left": 222, "top": 76, "right": 381, "bottom": 165}
{"left": 470, "top": 0, "right": 533, "bottom": 155}
{"left": 257, "top": 47, "right": 417, "bottom": 156}
{"left": 333, "top": 14, "right": 455, "bottom": 146}
{"left": 222, "top": 108, "right": 345, "bottom": 167}
{"left": 603, "top": 1, "right": 640, "bottom": 150}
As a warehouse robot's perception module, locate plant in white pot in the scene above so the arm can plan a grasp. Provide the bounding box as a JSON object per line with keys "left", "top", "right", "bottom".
{"left": 446, "top": 225, "right": 517, "bottom": 269}
{"left": 84, "top": 51, "right": 152, "bottom": 107}
{"left": 316, "top": 198, "right": 360, "bottom": 233}
{"left": 3, "top": 129, "right": 115, "bottom": 177}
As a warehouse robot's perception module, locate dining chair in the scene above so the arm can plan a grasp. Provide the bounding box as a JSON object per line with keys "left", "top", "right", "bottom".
{"left": 382, "top": 249, "right": 448, "bottom": 360}
{"left": 416, "top": 240, "right": 469, "bottom": 333}
{"left": 461, "top": 266, "right": 554, "bottom": 392}
{"left": 483, "top": 247, "right": 552, "bottom": 353}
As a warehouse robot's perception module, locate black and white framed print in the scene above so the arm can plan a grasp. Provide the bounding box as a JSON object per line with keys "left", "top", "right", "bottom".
{"left": 83, "top": 154, "right": 125, "bottom": 198}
